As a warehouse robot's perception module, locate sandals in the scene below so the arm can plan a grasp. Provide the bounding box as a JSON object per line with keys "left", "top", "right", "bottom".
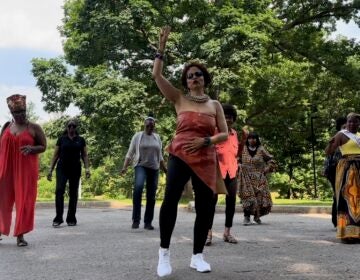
{"left": 205, "top": 230, "right": 212, "bottom": 246}
{"left": 223, "top": 234, "right": 238, "bottom": 244}
{"left": 17, "top": 236, "right": 28, "bottom": 247}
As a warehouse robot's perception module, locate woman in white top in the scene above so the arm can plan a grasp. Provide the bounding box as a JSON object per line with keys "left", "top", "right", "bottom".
{"left": 121, "top": 116, "right": 167, "bottom": 230}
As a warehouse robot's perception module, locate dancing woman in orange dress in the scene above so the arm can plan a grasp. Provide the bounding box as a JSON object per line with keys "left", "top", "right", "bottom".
{"left": 153, "top": 27, "right": 228, "bottom": 277}
{"left": 0, "top": 94, "right": 46, "bottom": 246}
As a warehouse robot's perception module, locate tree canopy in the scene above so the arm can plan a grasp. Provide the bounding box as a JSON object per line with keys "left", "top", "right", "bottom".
{"left": 32, "top": 0, "right": 360, "bottom": 198}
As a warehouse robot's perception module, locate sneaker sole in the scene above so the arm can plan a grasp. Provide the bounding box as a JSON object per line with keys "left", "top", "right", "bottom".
{"left": 157, "top": 269, "right": 172, "bottom": 277}
{"left": 190, "top": 264, "right": 211, "bottom": 272}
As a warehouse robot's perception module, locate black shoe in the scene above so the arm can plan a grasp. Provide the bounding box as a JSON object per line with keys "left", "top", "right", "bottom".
{"left": 254, "top": 217, "right": 262, "bottom": 224}
{"left": 17, "top": 236, "right": 28, "bottom": 247}
{"left": 341, "top": 238, "right": 357, "bottom": 244}
{"left": 132, "top": 222, "right": 140, "bottom": 229}
{"left": 144, "top": 224, "right": 154, "bottom": 230}
{"left": 52, "top": 221, "right": 63, "bottom": 227}
{"left": 67, "top": 222, "right": 77, "bottom": 226}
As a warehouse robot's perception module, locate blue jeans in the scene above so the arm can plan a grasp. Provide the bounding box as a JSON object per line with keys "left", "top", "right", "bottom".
{"left": 132, "top": 166, "right": 159, "bottom": 225}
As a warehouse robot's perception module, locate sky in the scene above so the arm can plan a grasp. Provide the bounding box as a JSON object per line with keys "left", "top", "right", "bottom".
{"left": 0, "top": 0, "right": 359, "bottom": 125}
{"left": 0, "top": 0, "right": 67, "bottom": 125}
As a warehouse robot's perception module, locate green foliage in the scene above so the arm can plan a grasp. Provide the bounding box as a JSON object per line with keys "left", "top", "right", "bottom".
{"left": 32, "top": 0, "right": 360, "bottom": 199}
{"left": 38, "top": 177, "right": 55, "bottom": 199}
{"left": 39, "top": 138, "right": 56, "bottom": 175}
{"left": 79, "top": 156, "right": 133, "bottom": 198}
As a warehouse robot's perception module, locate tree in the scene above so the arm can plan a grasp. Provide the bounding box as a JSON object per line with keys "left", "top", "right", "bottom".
{"left": 32, "top": 0, "right": 360, "bottom": 198}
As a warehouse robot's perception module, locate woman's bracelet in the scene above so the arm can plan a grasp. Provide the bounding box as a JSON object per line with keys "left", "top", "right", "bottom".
{"left": 203, "top": 137, "right": 211, "bottom": 147}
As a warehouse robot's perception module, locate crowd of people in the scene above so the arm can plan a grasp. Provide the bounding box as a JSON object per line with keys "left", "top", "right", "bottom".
{"left": 0, "top": 25, "right": 359, "bottom": 278}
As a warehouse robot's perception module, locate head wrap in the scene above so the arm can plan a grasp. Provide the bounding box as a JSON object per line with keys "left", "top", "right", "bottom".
{"left": 6, "top": 94, "right": 26, "bottom": 112}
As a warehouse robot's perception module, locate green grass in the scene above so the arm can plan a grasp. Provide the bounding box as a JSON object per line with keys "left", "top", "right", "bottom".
{"left": 273, "top": 198, "right": 332, "bottom": 206}
{"left": 37, "top": 195, "right": 332, "bottom": 206}
{"left": 215, "top": 193, "right": 332, "bottom": 206}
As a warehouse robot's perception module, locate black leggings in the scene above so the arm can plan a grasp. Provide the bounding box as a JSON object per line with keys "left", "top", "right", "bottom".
{"left": 209, "top": 174, "right": 237, "bottom": 229}
{"left": 159, "top": 155, "right": 215, "bottom": 254}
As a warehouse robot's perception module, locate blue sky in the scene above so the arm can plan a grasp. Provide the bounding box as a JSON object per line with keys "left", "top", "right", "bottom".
{"left": 0, "top": 0, "right": 359, "bottom": 125}
{"left": 0, "top": 0, "right": 65, "bottom": 124}
{"left": 0, "top": 49, "right": 59, "bottom": 86}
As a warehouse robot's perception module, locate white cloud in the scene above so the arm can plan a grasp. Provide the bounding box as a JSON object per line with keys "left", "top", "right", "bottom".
{"left": 0, "top": 0, "right": 64, "bottom": 53}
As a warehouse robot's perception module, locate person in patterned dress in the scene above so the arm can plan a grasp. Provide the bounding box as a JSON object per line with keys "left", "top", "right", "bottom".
{"left": 325, "top": 113, "right": 360, "bottom": 243}
{"left": 238, "top": 132, "right": 276, "bottom": 225}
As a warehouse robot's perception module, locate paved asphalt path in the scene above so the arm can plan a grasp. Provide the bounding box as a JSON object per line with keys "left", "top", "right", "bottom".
{"left": 1, "top": 207, "right": 359, "bottom": 280}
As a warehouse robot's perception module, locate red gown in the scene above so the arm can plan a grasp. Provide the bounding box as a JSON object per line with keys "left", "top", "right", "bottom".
{"left": 0, "top": 126, "right": 38, "bottom": 236}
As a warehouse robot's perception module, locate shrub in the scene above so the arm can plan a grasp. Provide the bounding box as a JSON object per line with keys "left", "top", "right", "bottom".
{"left": 38, "top": 176, "right": 55, "bottom": 199}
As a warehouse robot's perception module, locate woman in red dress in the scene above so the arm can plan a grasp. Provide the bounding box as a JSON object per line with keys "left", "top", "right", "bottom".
{"left": 153, "top": 27, "right": 228, "bottom": 277}
{"left": 0, "top": 94, "right": 46, "bottom": 246}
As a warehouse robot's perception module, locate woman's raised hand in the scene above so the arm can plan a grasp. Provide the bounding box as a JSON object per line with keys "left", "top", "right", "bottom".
{"left": 158, "top": 26, "right": 171, "bottom": 53}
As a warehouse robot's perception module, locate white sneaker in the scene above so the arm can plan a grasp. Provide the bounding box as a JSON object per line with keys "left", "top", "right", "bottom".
{"left": 157, "top": 248, "right": 172, "bottom": 277}
{"left": 190, "top": 253, "right": 211, "bottom": 272}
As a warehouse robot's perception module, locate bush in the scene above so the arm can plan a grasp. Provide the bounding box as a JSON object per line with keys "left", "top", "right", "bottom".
{"left": 38, "top": 176, "right": 55, "bottom": 199}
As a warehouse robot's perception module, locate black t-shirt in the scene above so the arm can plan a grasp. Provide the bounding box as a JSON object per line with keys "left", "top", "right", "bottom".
{"left": 56, "top": 135, "right": 86, "bottom": 169}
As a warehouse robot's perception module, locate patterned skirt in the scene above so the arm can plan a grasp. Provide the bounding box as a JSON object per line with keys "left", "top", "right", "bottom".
{"left": 336, "top": 155, "right": 360, "bottom": 239}
{"left": 238, "top": 170, "right": 272, "bottom": 217}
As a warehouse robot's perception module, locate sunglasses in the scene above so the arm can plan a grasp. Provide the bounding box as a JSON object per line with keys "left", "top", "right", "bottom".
{"left": 187, "top": 71, "right": 203, "bottom": 80}
{"left": 68, "top": 124, "right": 77, "bottom": 128}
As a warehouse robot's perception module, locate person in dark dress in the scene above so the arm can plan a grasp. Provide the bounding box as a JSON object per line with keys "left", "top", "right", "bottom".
{"left": 47, "top": 120, "right": 90, "bottom": 227}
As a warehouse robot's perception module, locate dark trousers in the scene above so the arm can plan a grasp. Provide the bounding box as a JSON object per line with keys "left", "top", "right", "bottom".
{"left": 244, "top": 209, "right": 251, "bottom": 217}
{"left": 209, "top": 173, "right": 237, "bottom": 229}
{"left": 132, "top": 166, "right": 159, "bottom": 225}
{"left": 327, "top": 166, "right": 337, "bottom": 227}
{"left": 54, "top": 167, "right": 81, "bottom": 224}
{"left": 159, "top": 155, "right": 215, "bottom": 254}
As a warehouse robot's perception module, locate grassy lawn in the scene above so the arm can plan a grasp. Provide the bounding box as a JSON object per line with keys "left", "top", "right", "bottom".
{"left": 215, "top": 193, "right": 332, "bottom": 206}
{"left": 272, "top": 198, "right": 332, "bottom": 206}
{"left": 37, "top": 195, "right": 332, "bottom": 207}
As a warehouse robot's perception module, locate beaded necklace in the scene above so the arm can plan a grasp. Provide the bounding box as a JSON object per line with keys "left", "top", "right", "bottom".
{"left": 184, "top": 93, "right": 210, "bottom": 103}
